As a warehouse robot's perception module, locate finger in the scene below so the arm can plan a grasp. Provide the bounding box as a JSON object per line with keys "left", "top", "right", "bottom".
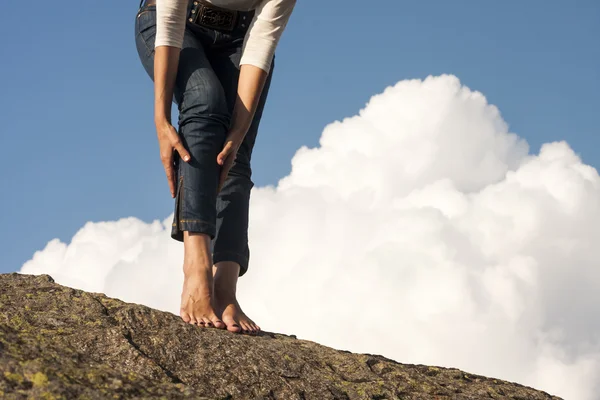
{"left": 162, "top": 158, "right": 175, "bottom": 198}
{"left": 166, "top": 168, "right": 175, "bottom": 198}
{"left": 174, "top": 142, "right": 191, "bottom": 163}
{"left": 166, "top": 125, "right": 190, "bottom": 163}
{"left": 217, "top": 142, "right": 232, "bottom": 166}
{"left": 217, "top": 160, "right": 230, "bottom": 194}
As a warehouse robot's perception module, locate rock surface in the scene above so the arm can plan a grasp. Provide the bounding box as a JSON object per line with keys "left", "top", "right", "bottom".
{"left": 0, "top": 272, "right": 561, "bottom": 399}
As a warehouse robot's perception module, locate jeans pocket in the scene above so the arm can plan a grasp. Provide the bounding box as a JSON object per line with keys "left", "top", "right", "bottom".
{"left": 135, "top": 6, "right": 156, "bottom": 56}
{"left": 136, "top": 4, "right": 156, "bottom": 19}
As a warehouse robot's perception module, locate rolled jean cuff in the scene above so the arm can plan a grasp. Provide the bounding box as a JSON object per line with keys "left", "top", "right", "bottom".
{"left": 213, "top": 251, "right": 249, "bottom": 277}
{"left": 171, "top": 219, "right": 216, "bottom": 242}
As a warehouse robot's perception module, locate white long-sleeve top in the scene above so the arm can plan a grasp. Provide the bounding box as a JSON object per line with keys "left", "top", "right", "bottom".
{"left": 155, "top": 0, "right": 296, "bottom": 72}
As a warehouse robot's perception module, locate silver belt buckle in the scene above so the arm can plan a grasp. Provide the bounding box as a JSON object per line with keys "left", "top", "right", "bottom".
{"left": 189, "top": 1, "right": 237, "bottom": 32}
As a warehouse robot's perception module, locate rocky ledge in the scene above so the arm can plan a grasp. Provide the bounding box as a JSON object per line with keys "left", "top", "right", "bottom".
{"left": 0, "top": 273, "right": 561, "bottom": 399}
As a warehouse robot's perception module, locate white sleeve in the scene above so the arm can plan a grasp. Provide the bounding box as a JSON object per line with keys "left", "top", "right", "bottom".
{"left": 155, "top": 0, "right": 188, "bottom": 48}
{"left": 239, "top": 0, "right": 297, "bottom": 73}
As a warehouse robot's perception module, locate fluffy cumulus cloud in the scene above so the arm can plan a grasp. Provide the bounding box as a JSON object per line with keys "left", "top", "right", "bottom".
{"left": 21, "top": 75, "right": 600, "bottom": 400}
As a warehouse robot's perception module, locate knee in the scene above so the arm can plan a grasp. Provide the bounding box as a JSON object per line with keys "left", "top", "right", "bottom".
{"left": 220, "top": 170, "right": 254, "bottom": 195}
{"left": 175, "top": 68, "right": 230, "bottom": 129}
{"left": 229, "top": 158, "right": 253, "bottom": 183}
{"left": 179, "top": 83, "right": 229, "bottom": 124}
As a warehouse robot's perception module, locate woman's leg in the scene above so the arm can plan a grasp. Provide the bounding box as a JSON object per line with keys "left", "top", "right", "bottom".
{"left": 134, "top": 5, "right": 227, "bottom": 328}
{"left": 209, "top": 33, "right": 276, "bottom": 333}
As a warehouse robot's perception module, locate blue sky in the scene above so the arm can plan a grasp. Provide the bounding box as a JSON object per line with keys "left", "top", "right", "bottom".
{"left": 1, "top": 0, "right": 598, "bottom": 273}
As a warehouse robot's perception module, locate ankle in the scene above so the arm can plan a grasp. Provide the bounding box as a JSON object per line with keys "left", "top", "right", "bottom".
{"left": 214, "top": 282, "right": 237, "bottom": 301}
{"left": 183, "top": 259, "right": 212, "bottom": 276}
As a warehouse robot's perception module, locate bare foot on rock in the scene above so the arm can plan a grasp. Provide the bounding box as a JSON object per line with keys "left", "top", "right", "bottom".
{"left": 213, "top": 261, "right": 260, "bottom": 335}
{"left": 180, "top": 262, "right": 226, "bottom": 330}
{"left": 217, "top": 294, "right": 260, "bottom": 334}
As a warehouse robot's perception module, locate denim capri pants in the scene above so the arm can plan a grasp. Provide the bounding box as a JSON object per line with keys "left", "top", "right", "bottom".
{"left": 134, "top": 0, "right": 274, "bottom": 276}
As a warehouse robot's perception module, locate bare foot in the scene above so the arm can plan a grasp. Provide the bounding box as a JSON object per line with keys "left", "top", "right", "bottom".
{"left": 213, "top": 261, "right": 260, "bottom": 335}
{"left": 180, "top": 263, "right": 225, "bottom": 329}
{"left": 216, "top": 293, "right": 260, "bottom": 335}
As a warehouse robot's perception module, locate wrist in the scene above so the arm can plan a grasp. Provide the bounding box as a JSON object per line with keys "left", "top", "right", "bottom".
{"left": 154, "top": 114, "right": 171, "bottom": 127}
{"left": 227, "top": 127, "right": 248, "bottom": 141}
{"left": 154, "top": 101, "right": 172, "bottom": 124}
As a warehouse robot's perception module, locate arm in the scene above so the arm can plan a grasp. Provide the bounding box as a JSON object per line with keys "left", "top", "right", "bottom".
{"left": 153, "top": 46, "right": 181, "bottom": 125}
{"left": 153, "top": 0, "right": 190, "bottom": 197}
{"left": 225, "top": 64, "right": 269, "bottom": 142}
{"left": 223, "top": 0, "right": 297, "bottom": 141}
{"left": 216, "top": 63, "right": 267, "bottom": 187}
{"left": 154, "top": 0, "right": 187, "bottom": 124}
{"left": 216, "top": 0, "right": 296, "bottom": 192}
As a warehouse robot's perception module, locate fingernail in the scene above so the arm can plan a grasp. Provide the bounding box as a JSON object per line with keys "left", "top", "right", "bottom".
{"left": 184, "top": 155, "right": 190, "bottom": 161}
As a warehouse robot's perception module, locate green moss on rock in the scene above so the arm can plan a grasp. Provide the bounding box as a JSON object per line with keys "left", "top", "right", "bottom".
{"left": 0, "top": 273, "right": 563, "bottom": 400}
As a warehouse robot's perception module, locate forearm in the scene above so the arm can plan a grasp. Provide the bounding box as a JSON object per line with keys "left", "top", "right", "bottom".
{"left": 228, "top": 64, "right": 268, "bottom": 138}
{"left": 153, "top": 46, "right": 181, "bottom": 124}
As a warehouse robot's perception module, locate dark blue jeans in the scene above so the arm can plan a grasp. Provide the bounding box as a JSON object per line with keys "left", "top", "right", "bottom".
{"left": 134, "top": 2, "right": 274, "bottom": 277}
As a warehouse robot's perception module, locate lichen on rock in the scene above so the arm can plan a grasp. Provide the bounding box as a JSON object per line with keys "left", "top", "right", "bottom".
{"left": 0, "top": 273, "right": 562, "bottom": 399}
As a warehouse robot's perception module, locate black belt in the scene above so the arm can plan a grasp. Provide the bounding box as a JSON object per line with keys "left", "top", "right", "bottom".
{"left": 139, "top": 0, "right": 245, "bottom": 33}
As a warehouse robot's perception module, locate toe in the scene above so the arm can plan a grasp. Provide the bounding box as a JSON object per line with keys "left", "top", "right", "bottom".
{"left": 212, "top": 317, "right": 226, "bottom": 329}
{"left": 240, "top": 321, "right": 251, "bottom": 334}
{"left": 222, "top": 315, "right": 242, "bottom": 333}
{"left": 226, "top": 319, "right": 242, "bottom": 333}
{"left": 247, "top": 321, "right": 257, "bottom": 334}
{"left": 202, "top": 317, "right": 212, "bottom": 327}
{"left": 180, "top": 310, "right": 191, "bottom": 323}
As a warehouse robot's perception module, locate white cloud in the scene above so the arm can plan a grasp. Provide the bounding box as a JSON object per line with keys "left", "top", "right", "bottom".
{"left": 21, "top": 75, "right": 600, "bottom": 400}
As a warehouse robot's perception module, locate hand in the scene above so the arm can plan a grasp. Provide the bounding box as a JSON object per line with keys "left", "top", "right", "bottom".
{"left": 216, "top": 132, "right": 244, "bottom": 194}
{"left": 155, "top": 119, "right": 191, "bottom": 198}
